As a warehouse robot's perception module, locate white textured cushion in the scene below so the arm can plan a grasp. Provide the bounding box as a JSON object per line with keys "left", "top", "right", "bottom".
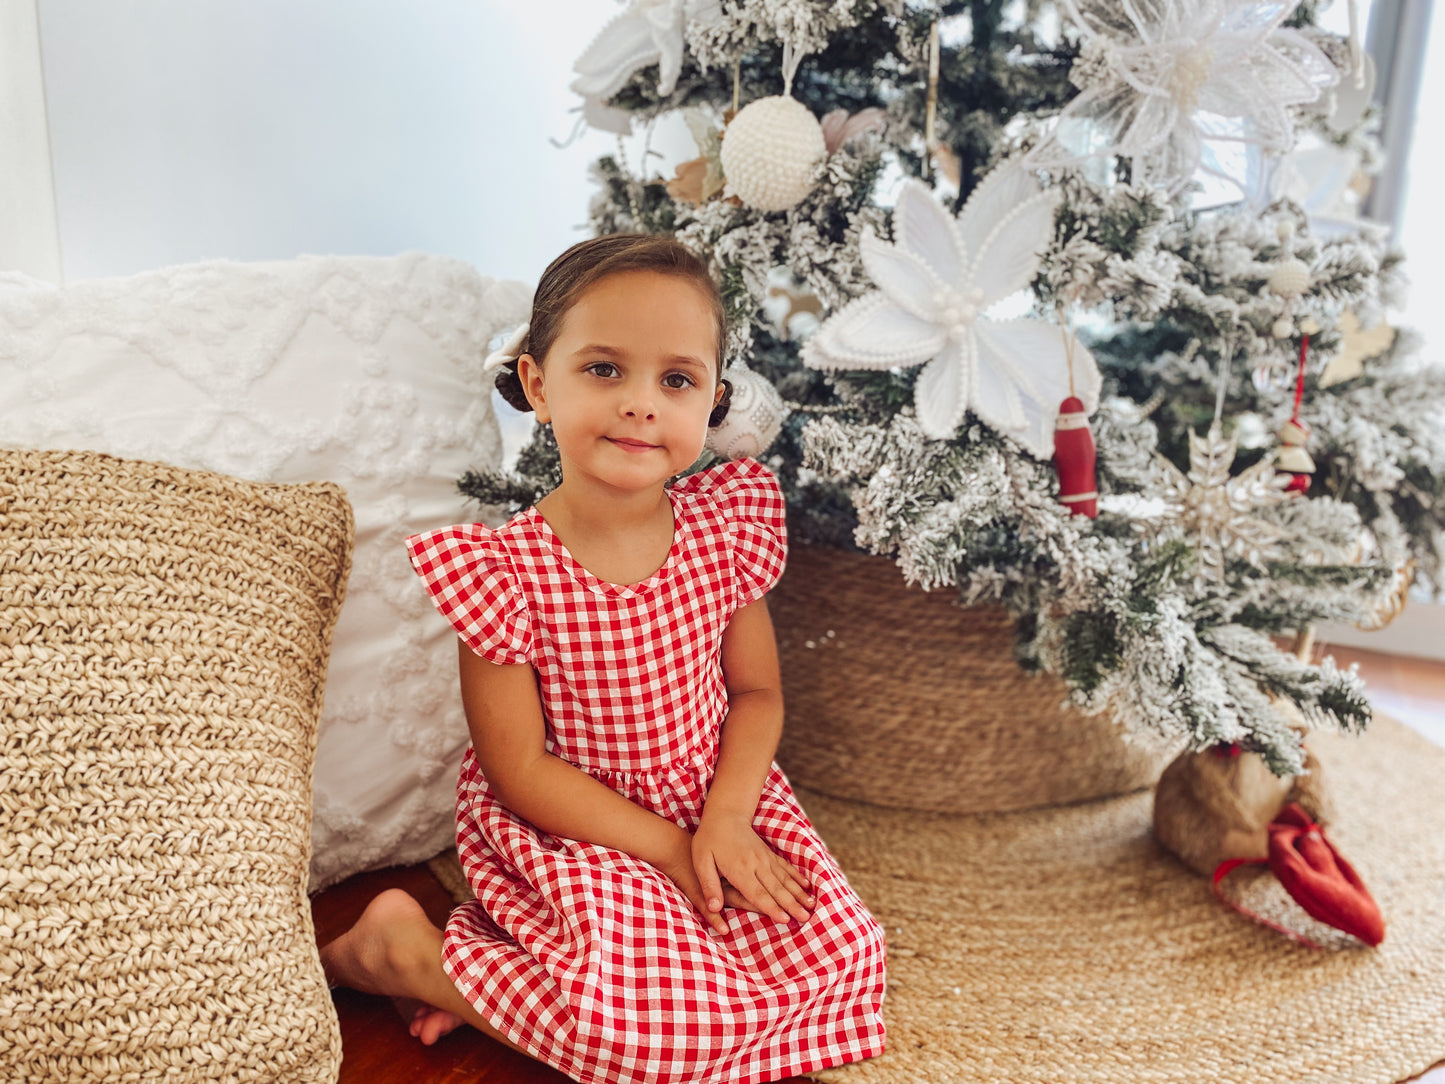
{"left": 0, "top": 253, "right": 531, "bottom": 890}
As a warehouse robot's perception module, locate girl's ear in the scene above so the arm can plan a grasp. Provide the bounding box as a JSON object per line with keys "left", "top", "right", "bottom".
{"left": 516, "top": 354, "right": 550, "bottom": 424}
{"left": 708, "top": 378, "right": 733, "bottom": 428}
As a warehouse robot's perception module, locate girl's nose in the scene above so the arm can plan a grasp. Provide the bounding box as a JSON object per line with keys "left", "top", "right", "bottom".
{"left": 621, "top": 387, "right": 657, "bottom": 420}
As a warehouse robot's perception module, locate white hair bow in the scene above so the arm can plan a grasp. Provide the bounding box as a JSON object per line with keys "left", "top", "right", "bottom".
{"left": 483, "top": 322, "right": 530, "bottom": 375}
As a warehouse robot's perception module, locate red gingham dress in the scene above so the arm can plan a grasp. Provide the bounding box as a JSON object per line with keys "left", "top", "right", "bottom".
{"left": 405, "top": 457, "right": 886, "bottom": 1084}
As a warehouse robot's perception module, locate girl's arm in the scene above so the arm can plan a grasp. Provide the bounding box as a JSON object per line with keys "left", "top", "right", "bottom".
{"left": 704, "top": 599, "right": 785, "bottom": 820}
{"left": 456, "top": 641, "right": 693, "bottom": 878}
{"left": 693, "top": 600, "right": 814, "bottom": 924}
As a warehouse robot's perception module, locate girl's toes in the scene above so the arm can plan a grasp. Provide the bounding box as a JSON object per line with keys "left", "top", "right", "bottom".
{"left": 415, "top": 1007, "right": 466, "bottom": 1045}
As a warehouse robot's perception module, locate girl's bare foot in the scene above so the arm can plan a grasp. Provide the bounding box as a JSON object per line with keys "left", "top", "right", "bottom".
{"left": 319, "top": 888, "right": 433, "bottom": 997}
{"left": 319, "top": 888, "right": 519, "bottom": 1051}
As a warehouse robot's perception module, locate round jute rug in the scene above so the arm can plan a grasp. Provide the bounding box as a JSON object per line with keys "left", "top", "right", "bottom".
{"left": 798, "top": 714, "right": 1445, "bottom": 1084}
{"left": 426, "top": 714, "right": 1444, "bottom": 1083}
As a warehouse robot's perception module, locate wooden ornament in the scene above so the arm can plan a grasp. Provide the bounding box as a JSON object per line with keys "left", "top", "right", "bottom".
{"left": 1277, "top": 335, "right": 1315, "bottom": 493}
{"left": 1053, "top": 396, "right": 1097, "bottom": 517}
{"left": 1319, "top": 310, "right": 1396, "bottom": 388}
{"left": 1276, "top": 416, "right": 1314, "bottom": 492}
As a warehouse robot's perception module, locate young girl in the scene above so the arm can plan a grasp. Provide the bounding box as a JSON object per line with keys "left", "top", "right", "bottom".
{"left": 320, "top": 234, "right": 887, "bottom": 1084}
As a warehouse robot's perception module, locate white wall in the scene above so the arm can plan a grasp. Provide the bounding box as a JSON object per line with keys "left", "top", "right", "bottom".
{"left": 1, "top": 0, "right": 61, "bottom": 281}
{"left": 29, "top": 1, "right": 1442, "bottom": 329}
{"left": 1393, "top": 4, "right": 1443, "bottom": 352}
{"left": 36, "top": 0, "right": 618, "bottom": 286}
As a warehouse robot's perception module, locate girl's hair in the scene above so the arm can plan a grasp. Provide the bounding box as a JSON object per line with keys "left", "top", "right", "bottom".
{"left": 495, "top": 233, "right": 732, "bottom": 427}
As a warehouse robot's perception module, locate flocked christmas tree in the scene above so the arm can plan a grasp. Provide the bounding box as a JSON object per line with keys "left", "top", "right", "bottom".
{"left": 462, "top": 0, "right": 1445, "bottom": 777}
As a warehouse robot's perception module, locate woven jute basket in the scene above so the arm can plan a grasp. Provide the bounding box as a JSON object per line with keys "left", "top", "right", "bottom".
{"left": 770, "top": 541, "right": 1176, "bottom": 814}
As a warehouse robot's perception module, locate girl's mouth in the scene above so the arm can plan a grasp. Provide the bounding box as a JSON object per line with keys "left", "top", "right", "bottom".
{"left": 608, "top": 438, "right": 659, "bottom": 452}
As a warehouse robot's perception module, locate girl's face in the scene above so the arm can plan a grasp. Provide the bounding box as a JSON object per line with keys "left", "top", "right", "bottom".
{"left": 519, "top": 270, "right": 725, "bottom": 496}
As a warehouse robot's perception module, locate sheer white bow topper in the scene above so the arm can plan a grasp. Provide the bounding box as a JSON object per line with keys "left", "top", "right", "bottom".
{"left": 801, "top": 162, "right": 1100, "bottom": 457}
{"left": 1027, "top": 0, "right": 1338, "bottom": 194}
{"left": 483, "top": 322, "right": 529, "bottom": 375}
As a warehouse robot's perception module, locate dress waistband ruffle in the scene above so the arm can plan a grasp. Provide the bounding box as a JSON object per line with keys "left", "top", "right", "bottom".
{"left": 571, "top": 745, "right": 714, "bottom": 783}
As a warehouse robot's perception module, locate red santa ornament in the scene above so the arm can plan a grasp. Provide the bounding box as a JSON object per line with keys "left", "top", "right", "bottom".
{"left": 1053, "top": 324, "right": 1097, "bottom": 518}
{"left": 1054, "top": 396, "right": 1098, "bottom": 517}
{"left": 1276, "top": 415, "right": 1315, "bottom": 494}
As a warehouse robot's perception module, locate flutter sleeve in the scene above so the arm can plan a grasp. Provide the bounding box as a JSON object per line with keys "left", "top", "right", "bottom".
{"left": 678, "top": 457, "right": 789, "bottom": 609}
{"left": 404, "top": 525, "right": 533, "bottom": 665}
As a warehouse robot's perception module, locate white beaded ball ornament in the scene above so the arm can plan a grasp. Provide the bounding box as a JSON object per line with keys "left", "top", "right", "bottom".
{"left": 705, "top": 366, "right": 786, "bottom": 460}
{"left": 719, "top": 96, "right": 826, "bottom": 212}
{"left": 1267, "top": 258, "right": 1311, "bottom": 300}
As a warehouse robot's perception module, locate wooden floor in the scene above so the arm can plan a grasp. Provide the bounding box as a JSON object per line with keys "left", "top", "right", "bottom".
{"left": 311, "top": 641, "right": 1445, "bottom": 1084}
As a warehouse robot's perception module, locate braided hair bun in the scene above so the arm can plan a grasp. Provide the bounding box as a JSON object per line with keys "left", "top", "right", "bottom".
{"left": 493, "top": 356, "right": 533, "bottom": 414}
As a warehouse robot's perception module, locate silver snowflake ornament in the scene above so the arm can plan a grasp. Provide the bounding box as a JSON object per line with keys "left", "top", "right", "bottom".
{"left": 1142, "top": 424, "right": 1295, "bottom": 586}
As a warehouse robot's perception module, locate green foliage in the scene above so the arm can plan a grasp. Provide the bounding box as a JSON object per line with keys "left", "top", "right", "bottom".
{"left": 1055, "top": 183, "right": 1169, "bottom": 257}
{"left": 1059, "top": 609, "right": 1123, "bottom": 693}
{"left": 718, "top": 262, "right": 754, "bottom": 338}
{"left": 830, "top": 370, "right": 917, "bottom": 423}
{"left": 588, "top": 157, "right": 678, "bottom": 235}
{"left": 1129, "top": 538, "right": 1195, "bottom": 609}
{"left": 457, "top": 426, "right": 562, "bottom": 513}
{"left": 890, "top": 4, "right": 1079, "bottom": 206}
{"left": 1285, "top": 1, "right": 1326, "bottom": 28}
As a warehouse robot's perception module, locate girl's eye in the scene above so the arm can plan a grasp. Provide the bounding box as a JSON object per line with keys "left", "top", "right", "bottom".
{"left": 663, "top": 372, "right": 696, "bottom": 389}
{"left": 586, "top": 362, "right": 619, "bottom": 378}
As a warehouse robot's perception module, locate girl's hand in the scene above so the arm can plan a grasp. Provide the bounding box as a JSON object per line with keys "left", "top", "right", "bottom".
{"left": 692, "top": 810, "right": 815, "bottom": 925}
{"left": 654, "top": 828, "right": 744, "bottom": 936}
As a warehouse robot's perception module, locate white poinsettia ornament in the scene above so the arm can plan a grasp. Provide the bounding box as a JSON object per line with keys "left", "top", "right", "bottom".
{"left": 801, "top": 162, "right": 1102, "bottom": 457}
{"left": 1028, "top": 0, "right": 1338, "bottom": 194}
{"left": 570, "top": 0, "right": 723, "bottom": 134}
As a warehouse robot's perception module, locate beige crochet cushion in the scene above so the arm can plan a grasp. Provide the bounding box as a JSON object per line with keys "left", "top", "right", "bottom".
{"left": 0, "top": 448, "right": 351, "bottom": 1084}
